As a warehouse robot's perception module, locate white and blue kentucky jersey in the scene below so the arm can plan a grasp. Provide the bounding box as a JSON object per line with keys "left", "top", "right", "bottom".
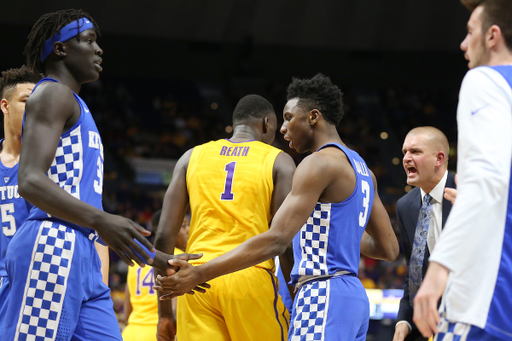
{"left": 429, "top": 65, "right": 512, "bottom": 340}
{"left": 24, "top": 77, "right": 105, "bottom": 244}
{"left": 0, "top": 142, "right": 32, "bottom": 277}
{"left": 290, "top": 143, "right": 374, "bottom": 285}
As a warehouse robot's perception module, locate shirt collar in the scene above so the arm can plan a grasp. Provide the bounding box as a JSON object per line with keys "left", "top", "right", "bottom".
{"left": 420, "top": 170, "right": 448, "bottom": 204}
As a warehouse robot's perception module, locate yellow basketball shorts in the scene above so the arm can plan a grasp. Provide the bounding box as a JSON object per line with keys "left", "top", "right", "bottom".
{"left": 177, "top": 266, "right": 290, "bottom": 341}
{"left": 122, "top": 323, "right": 157, "bottom": 341}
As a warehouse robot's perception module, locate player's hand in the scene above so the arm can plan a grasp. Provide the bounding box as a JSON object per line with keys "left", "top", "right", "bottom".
{"left": 151, "top": 251, "right": 204, "bottom": 275}
{"left": 94, "top": 212, "right": 155, "bottom": 267}
{"left": 153, "top": 259, "right": 211, "bottom": 298}
{"left": 413, "top": 262, "right": 449, "bottom": 338}
{"left": 157, "top": 317, "right": 176, "bottom": 341}
{"left": 166, "top": 253, "right": 205, "bottom": 276}
{"left": 392, "top": 322, "right": 410, "bottom": 341}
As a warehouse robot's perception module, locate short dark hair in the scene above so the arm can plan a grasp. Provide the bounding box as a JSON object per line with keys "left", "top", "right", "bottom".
{"left": 461, "top": 0, "right": 512, "bottom": 51}
{"left": 232, "top": 94, "right": 275, "bottom": 125}
{"left": 0, "top": 65, "right": 42, "bottom": 100}
{"left": 25, "top": 9, "right": 100, "bottom": 74}
{"left": 286, "top": 73, "right": 344, "bottom": 126}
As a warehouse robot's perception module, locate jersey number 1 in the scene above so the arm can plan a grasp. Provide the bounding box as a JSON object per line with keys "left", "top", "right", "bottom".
{"left": 220, "top": 161, "right": 237, "bottom": 201}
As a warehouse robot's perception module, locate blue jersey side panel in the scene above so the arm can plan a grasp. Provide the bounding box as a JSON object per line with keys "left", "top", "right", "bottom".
{"left": 0, "top": 141, "right": 32, "bottom": 277}
{"left": 484, "top": 66, "right": 512, "bottom": 340}
{"left": 290, "top": 143, "right": 374, "bottom": 285}
{"left": 24, "top": 78, "right": 105, "bottom": 244}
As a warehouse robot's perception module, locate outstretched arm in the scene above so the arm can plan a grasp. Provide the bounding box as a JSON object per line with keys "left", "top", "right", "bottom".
{"left": 154, "top": 153, "right": 331, "bottom": 297}
{"left": 19, "top": 82, "right": 154, "bottom": 266}
{"left": 360, "top": 171, "right": 399, "bottom": 262}
{"left": 271, "top": 152, "right": 296, "bottom": 298}
{"left": 154, "top": 149, "right": 207, "bottom": 340}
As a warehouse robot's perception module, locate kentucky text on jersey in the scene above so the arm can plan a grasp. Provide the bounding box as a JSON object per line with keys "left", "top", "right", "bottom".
{"left": 0, "top": 185, "right": 21, "bottom": 200}
{"left": 219, "top": 146, "right": 250, "bottom": 156}
{"left": 89, "top": 131, "right": 104, "bottom": 159}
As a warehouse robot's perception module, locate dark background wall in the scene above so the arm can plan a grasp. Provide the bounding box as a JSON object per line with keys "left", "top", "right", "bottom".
{"left": 1, "top": 0, "right": 470, "bottom": 87}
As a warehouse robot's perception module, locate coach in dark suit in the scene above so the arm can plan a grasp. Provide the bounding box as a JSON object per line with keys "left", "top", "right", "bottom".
{"left": 393, "top": 127, "right": 456, "bottom": 341}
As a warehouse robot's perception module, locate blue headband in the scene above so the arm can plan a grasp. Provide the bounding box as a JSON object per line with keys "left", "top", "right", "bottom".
{"left": 41, "top": 17, "right": 95, "bottom": 62}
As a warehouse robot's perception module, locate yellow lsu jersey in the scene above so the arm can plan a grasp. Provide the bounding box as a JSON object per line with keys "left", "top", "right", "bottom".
{"left": 186, "top": 139, "right": 282, "bottom": 270}
{"left": 125, "top": 248, "right": 183, "bottom": 326}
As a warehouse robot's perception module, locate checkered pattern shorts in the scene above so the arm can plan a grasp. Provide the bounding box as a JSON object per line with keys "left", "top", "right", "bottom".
{"left": 15, "top": 221, "right": 75, "bottom": 341}
{"left": 434, "top": 317, "right": 472, "bottom": 341}
{"left": 298, "top": 203, "right": 331, "bottom": 276}
{"left": 290, "top": 279, "right": 330, "bottom": 341}
{"left": 48, "top": 127, "right": 83, "bottom": 198}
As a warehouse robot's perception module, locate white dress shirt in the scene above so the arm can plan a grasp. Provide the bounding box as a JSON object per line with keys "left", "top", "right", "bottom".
{"left": 420, "top": 170, "right": 448, "bottom": 253}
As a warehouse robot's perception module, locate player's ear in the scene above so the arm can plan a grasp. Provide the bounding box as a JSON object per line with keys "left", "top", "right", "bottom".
{"left": 263, "top": 116, "right": 269, "bottom": 134}
{"left": 53, "top": 42, "right": 67, "bottom": 58}
{"left": 309, "top": 109, "right": 320, "bottom": 125}
{"left": 1, "top": 99, "right": 9, "bottom": 115}
{"left": 486, "top": 24, "right": 501, "bottom": 49}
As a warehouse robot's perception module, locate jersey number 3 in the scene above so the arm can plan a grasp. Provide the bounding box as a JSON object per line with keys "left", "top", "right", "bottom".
{"left": 220, "top": 161, "right": 237, "bottom": 201}
{"left": 359, "top": 180, "right": 370, "bottom": 227}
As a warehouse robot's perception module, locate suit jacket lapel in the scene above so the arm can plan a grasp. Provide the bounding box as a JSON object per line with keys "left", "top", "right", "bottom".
{"left": 441, "top": 172, "right": 456, "bottom": 228}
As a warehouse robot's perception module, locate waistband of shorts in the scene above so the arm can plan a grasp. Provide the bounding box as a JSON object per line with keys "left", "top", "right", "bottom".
{"left": 28, "top": 219, "right": 103, "bottom": 245}
{"left": 294, "top": 271, "right": 356, "bottom": 291}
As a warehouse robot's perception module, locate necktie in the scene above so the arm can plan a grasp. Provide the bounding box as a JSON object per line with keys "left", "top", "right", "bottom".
{"left": 409, "top": 193, "right": 432, "bottom": 306}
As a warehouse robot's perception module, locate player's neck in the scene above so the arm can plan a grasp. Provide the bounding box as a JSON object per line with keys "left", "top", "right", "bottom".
{"left": 230, "top": 125, "right": 259, "bottom": 142}
{"left": 0, "top": 135, "right": 21, "bottom": 167}
{"left": 487, "top": 52, "right": 512, "bottom": 67}
{"left": 310, "top": 126, "right": 343, "bottom": 153}
{"left": 45, "top": 66, "right": 82, "bottom": 94}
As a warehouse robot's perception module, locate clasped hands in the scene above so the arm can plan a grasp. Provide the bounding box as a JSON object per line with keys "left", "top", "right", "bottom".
{"left": 153, "top": 253, "right": 211, "bottom": 299}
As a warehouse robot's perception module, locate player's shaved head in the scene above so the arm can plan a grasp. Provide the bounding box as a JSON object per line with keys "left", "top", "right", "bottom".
{"left": 232, "top": 94, "right": 275, "bottom": 126}
{"left": 406, "top": 127, "right": 449, "bottom": 164}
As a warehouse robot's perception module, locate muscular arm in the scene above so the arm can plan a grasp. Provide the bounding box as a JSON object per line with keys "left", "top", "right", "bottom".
{"left": 157, "top": 154, "right": 331, "bottom": 296}
{"left": 272, "top": 152, "right": 296, "bottom": 297}
{"left": 154, "top": 149, "right": 192, "bottom": 322}
{"left": 19, "top": 82, "right": 154, "bottom": 266}
{"left": 360, "top": 171, "right": 399, "bottom": 262}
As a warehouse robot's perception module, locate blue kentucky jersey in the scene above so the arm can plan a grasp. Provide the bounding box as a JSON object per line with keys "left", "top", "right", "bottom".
{"left": 24, "top": 78, "right": 105, "bottom": 244}
{"left": 290, "top": 143, "right": 374, "bottom": 285}
{"left": 0, "top": 141, "right": 33, "bottom": 277}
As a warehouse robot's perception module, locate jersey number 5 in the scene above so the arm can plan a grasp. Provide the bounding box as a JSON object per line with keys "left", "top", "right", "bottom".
{"left": 359, "top": 180, "right": 370, "bottom": 227}
{"left": 1, "top": 203, "right": 16, "bottom": 236}
{"left": 220, "top": 161, "right": 237, "bottom": 201}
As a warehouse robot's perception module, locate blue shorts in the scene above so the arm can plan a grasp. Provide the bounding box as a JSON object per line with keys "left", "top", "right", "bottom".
{"left": 2, "top": 220, "right": 121, "bottom": 341}
{"left": 435, "top": 316, "right": 509, "bottom": 341}
{"left": 288, "top": 274, "right": 369, "bottom": 341}
{"left": 277, "top": 264, "right": 293, "bottom": 313}
{"left": 0, "top": 276, "right": 9, "bottom": 332}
